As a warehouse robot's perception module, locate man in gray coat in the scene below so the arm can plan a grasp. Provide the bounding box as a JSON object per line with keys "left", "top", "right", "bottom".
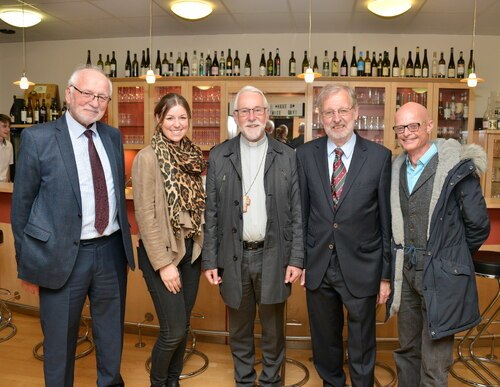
{"left": 202, "top": 85, "right": 304, "bottom": 387}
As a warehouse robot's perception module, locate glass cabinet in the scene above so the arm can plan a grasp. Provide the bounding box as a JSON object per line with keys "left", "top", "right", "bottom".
{"left": 476, "top": 130, "right": 500, "bottom": 202}
{"left": 190, "top": 84, "right": 224, "bottom": 151}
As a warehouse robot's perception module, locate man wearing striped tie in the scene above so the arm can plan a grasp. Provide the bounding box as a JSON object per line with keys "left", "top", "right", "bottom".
{"left": 296, "top": 84, "right": 392, "bottom": 387}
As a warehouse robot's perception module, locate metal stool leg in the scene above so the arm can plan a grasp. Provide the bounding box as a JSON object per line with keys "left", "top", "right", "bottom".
{"left": 0, "top": 288, "right": 20, "bottom": 343}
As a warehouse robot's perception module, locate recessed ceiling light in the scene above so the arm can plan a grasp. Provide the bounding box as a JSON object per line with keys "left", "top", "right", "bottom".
{"left": 0, "top": 9, "right": 42, "bottom": 28}
{"left": 367, "top": 0, "right": 412, "bottom": 18}
{"left": 170, "top": 1, "right": 213, "bottom": 20}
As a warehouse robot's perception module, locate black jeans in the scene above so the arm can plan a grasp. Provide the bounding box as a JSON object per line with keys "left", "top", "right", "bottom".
{"left": 138, "top": 239, "right": 201, "bottom": 387}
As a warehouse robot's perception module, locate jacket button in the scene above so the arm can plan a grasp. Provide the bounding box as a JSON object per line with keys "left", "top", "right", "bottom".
{"left": 239, "top": 214, "right": 242, "bottom": 219}
{"left": 233, "top": 256, "right": 238, "bottom": 261}
{"left": 333, "top": 223, "right": 338, "bottom": 229}
{"left": 234, "top": 200, "right": 239, "bottom": 206}
{"left": 328, "top": 244, "right": 335, "bottom": 250}
{"left": 73, "top": 241, "right": 78, "bottom": 246}
{"left": 232, "top": 228, "right": 237, "bottom": 233}
{"left": 78, "top": 213, "right": 82, "bottom": 218}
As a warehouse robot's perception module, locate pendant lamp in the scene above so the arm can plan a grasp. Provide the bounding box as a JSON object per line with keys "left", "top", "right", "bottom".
{"left": 297, "top": 0, "right": 321, "bottom": 83}
{"left": 139, "top": 0, "right": 162, "bottom": 84}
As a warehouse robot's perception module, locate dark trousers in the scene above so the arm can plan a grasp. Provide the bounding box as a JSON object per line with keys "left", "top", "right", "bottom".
{"left": 138, "top": 239, "right": 201, "bottom": 387}
{"left": 227, "top": 247, "right": 285, "bottom": 387}
{"left": 307, "top": 254, "right": 376, "bottom": 387}
{"left": 39, "top": 231, "right": 128, "bottom": 387}
{"left": 394, "top": 257, "right": 454, "bottom": 387}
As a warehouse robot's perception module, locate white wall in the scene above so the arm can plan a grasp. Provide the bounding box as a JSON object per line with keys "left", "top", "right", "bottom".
{"left": 1, "top": 32, "right": 497, "bottom": 118}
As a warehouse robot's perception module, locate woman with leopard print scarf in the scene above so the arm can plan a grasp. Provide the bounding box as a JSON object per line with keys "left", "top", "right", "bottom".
{"left": 132, "top": 93, "right": 206, "bottom": 387}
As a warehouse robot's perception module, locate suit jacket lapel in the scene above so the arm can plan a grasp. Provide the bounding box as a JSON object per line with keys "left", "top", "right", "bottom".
{"left": 55, "top": 116, "right": 82, "bottom": 210}
{"left": 313, "top": 136, "right": 335, "bottom": 214}
{"left": 227, "top": 136, "right": 242, "bottom": 180}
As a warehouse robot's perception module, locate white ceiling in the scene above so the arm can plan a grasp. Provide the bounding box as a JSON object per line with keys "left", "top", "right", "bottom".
{"left": 0, "top": 0, "right": 500, "bottom": 44}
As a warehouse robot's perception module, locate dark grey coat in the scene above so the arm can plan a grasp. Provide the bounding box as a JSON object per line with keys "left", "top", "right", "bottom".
{"left": 202, "top": 134, "right": 304, "bottom": 309}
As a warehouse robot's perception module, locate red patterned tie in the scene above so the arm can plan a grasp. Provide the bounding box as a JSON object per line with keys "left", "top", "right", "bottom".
{"left": 84, "top": 130, "right": 109, "bottom": 234}
{"left": 331, "top": 147, "right": 346, "bottom": 206}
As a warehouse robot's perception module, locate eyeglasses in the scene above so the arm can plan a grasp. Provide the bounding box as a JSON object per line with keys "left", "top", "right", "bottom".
{"left": 234, "top": 107, "right": 267, "bottom": 118}
{"left": 393, "top": 122, "right": 424, "bottom": 134}
{"left": 321, "top": 107, "right": 353, "bottom": 119}
{"left": 70, "top": 85, "right": 111, "bottom": 104}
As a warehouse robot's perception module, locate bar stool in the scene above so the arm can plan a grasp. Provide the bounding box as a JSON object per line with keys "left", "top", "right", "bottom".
{"left": 449, "top": 250, "right": 500, "bottom": 387}
{"left": 0, "top": 288, "right": 20, "bottom": 343}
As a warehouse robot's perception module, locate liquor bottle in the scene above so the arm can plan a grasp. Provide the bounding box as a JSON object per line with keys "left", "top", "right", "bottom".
{"left": 182, "top": 52, "right": 190, "bottom": 76}
{"left": 482, "top": 97, "right": 491, "bottom": 130}
{"left": 86, "top": 50, "right": 92, "bottom": 66}
{"left": 422, "top": 49, "right": 429, "bottom": 78}
{"left": 340, "top": 51, "right": 348, "bottom": 76}
{"left": 438, "top": 92, "right": 444, "bottom": 119}
{"left": 226, "top": 48, "right": 233, "bottom": 76}
{"left": 191, "top": 50, "right": 198, "bottom": 76}
{"left": 382, "top": 51, "right": 390, "bottom": 77}
{"left": 104, "top": 54, "right": 111, "bottom": 77}
{"left": 400, "top": 57, "right": 406, "bottom": 78}
{"left": 438, "top": 52, "right": 446, "bottom": 78}
{"left": 39, "top": 99, "right": 47, "bottom": 123}
{"left": 414, "top": 47, "right": 422, "bottom": 77}
{"left": 110, "top": 51, "right": 117, "bottom": 77}
{"left": 244, "top": 50, "right": 251, "bottom": 76}
{"left": 322, "top": 50, "right": 329, "bottom": 77}
{"left": 302, "top": 50, "right": 309, "bottom": 73}
{"left": 34, "top": 99, "right": 40, "bottom": 124}
{"left": 168, "top": 52, "right": 175, "bottom": 76}
{"left": 274, "top": 48, "right": 281, "bottom": 76}
{"left": 406, "top": 51, "right": 414, "bottom": 77}
{"left": 313, "top": 56, "right": 319, "bottom": 73}
{"left": 175, "top": 52, "right": 182, "bottom": 76}
{"left": 371, "top": 52, "right": 378, "bottom": 77}
{"left": 211, "top": 51, "right": 219, "bottom": 76}
{"left": 97, "top": 54, "right": 104, "bottom": 71}
{"left": 125, "top": 50, "right": 132, "bottom": 77}
{"left": 219, "top": 50, "right": 226, "bottom": 76}
{"left": 155, "top": 50, "right": 162, "bottom": 75}
{"left": 350, "top": 46, "right": 357, "bottom": 76}
{"left": 357, "top": 51, "right": 364, "bottom": 76}
{"left": 447, "top": 48, "right": 456, "bottom": 78}
{"left": 364, "top": 50, "right": 371, "bottom": 77}
{"left": 289, "top": 51, "right": 296, "bottom": 76}
{"left": 132, "top": 53, "right": 139, "bottom": 77}
{"left": 331, "top": 51, "right": 339, "bottom": 76}
{"left": 233, "top": 50, "right": 240, "bottom": 76}
{"left": 161, "top": 53, "right": 168, "bottom": 76}
{"left": 26, "top": 98, "right": 33, "bottom": 124}
{"left": 431, "top": 51, "right": 438, "bottom": 78}
{"left": 259, "top": 49, "right": 266, "bottom": 76}
{"left": 266, "top": 51, "right": 273, "bottom": 76}
{"left": 467, "top": 49, "right": 475, "bottom": 76}
{"left": 140, "top": 50, "right": 147, "bottom": 76}
{"left": 450, "top": 92, "right": 456, "bottom": 120}
{"left": 205, "top": 50, "right": 212, "bottom": 76}
{"left": 377, "top": 53, "right": 383, "bottom": 77}
{"left": 199, "top": 52, "right": 205, "bottom": 76}
{"left": 457, "top": 50, "right": 465, "bottom": 78}
{"left": 20, "top": 100, "right": 27, "bottom": 124}
{"left": 463, "top": 93, "right": 469, "bottom": 119}
{"left": 50, "top": 98, "right": 59, "bottom": 121}
{"left": 392, "top": 47, "right": 400, "bottom": 77}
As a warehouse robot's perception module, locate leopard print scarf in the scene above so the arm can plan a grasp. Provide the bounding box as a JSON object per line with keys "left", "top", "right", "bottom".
{"left": 151, "top": 130, "right": 206, "bottom": 239}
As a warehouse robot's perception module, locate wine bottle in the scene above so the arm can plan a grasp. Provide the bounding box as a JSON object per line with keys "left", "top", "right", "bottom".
{"left": 104, "top": 54, "right": 111, "bottom": 77}
{"left": 266, "top": 51, "right": 273, "bottom": 76}
{"left": 313, "top": 56, "right": 319, "bottom": 73}
{"left": 371, "top": 52, "right": 378, "bottom": 77}
{"left": 97, "top": 54, "right": 104, "bottom": 71}
{"left": 226, "top": 48, "right": 233, "bottom": 76}
{"left": 340, "top": 51, "right": 348, "bottom": 76}
{"left": 211, "top": 51, "right": 219, "bottom": 76}
{"left": 50, "top": 98, "right": 59, "bottom": 121}
{"left": 382, "top": 51, "right": 390, "bottom": 77}
{"left": 199, "top": 52, "right": 205, "bottom": 76}
{"left": 457, "top": 51, "right": 465, "bottom": 78}
{"left": 438, "top": 52, "right": 446, "bottom": 78}
{"left": 146, "top": 48, "right": 151, "bottom": 69}
{"left": 40, "top": 99, "right": 47, "bottom": 123}
{"left": 259, "top": 49, "right": 266, "bottom": 76}
{"left": 205, "top": 50, "right": 212, "bottom": 76}
{"left": 467, "top": 49, "right": 475, "bottom": 76}
{"left": 274, "top": 48, "right": 281, "bottom": 76}
{"left": 61, "top": 101, "right": 67, "bottom": 115}
{"left": 302, "top": 50, "right": 309, "bottom": 74}
{"left": 132, "top": 53, "right": 139, "bottom": 77}
{"left": 233, "top": 50, "right": 240, "bottom": 76}
{"left": 168, "top": 52, "right": 175, "bottom": 76}
{"left": 244, "top": 50, "right": 251, "bottom": 76}
{"left": 406, "top": 51, "right": 414, "bottom": 77}
{"left": 357, "top": 51, "right": 364, "bottom": 76}
{"left": 175, "top": 52, "right": 182, "bottom": 76}
{"left": 431, "top": 51, "right": 438, "bottom": 78}
{"left": 155, "top": 50, "right": 162, "bottom": 75}
{"left": 322, "top": 50, "right": 329, "bottom": 77}
{"left": 26, "top": 98, "right": 33, "bottom": 124}
{"left": 86, "top": 50, "right": 92, "bottom": 66}
{"left": 125, "top": 50, "right": 132, "bottom": 77}
{"left": 219, "top": 50, "right": 226, "bottom": 76}
{"left": 364, "top": 50, "right": 371, "bottom": 77}
{"left": 377, "top": 53, "right": 383, "bottom": 77}
{"left": 400, "top": 57, "right": 406, "bottom": 78}
{"left": 392, "top": 47, "right": 400, "bottom": 77}
{"left": 422, "top": 49, "right": 429, "bottom": 78}
{"left": 191, "top": 50, "right": 198, "bottom": 76}
{"left": 289, "top": 51, "right": 296, "bottom": 76}
{"left": 414, "top": 47, "right": 421, "bottom": 78}
{"left": 34, "top": 99, "right": 40, "bottom": 124}
{"left": 140, "top": 50, "right": 147, "bottom": 76}
{"left": 110, "top": 51, "right": 117, "bottom": 77}
{"left": 20, "top": 100, "right": 27, "bottom": 124}
{"left": 182, "top": 52, "right": 190, "bottom": 76}
{"left": 331, "top": 51, "right": 339, "bottom": 76}
{"left": 161, "top": 53, "right": 168, "bottom": 76}
{"left": 447, "top": 48, "right": 455, "bottom": 78}
{"left": 350, "top": 46, "right": 357, "bottom": 77}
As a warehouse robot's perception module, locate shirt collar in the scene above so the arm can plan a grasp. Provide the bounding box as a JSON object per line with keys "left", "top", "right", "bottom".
{"left": 327, "top": 132, "right": 356, "bottom": 159}
{"left": 406, "top": 143, "right": 438, "bottom": 170}
{"left": 65, "top": 111, "right": 97, "bottom": 139}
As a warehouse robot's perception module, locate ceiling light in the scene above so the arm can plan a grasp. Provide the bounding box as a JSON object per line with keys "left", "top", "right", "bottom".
{"left": 367, "top": 0, "right": 412, "bottom": 18}
{"left": 139, "top": 0, "right": 161, "bottom": 84}
{"left": 459, "top": 0, "right": 484, "bottom": 88}
{"left": 171, "top": 1, "right": 213, "bottom": 20}
{"left": 0, "top": 9, "right": 42, "bottom": 28}
{"left": 12, "top": 6, "right": 35, "bottom": 90}
{"left": 297, "top": 0, "right": 321, "bottom": 83}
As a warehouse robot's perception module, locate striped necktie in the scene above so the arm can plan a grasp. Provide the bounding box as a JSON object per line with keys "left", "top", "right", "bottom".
{"left": 331, "top": 147, "right": 346, "bottom": 206}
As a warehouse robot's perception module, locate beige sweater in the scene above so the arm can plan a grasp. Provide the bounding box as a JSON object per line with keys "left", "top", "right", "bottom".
{"left": 132, "top": 145, "right": 204, "bottom": 271}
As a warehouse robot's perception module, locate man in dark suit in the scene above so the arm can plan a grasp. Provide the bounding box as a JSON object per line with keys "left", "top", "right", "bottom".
{"left": 11, "top": 66, "right": 134, "bottom": 387}
{"left": 296, "top": 84, "right": 392, "bottom": 387}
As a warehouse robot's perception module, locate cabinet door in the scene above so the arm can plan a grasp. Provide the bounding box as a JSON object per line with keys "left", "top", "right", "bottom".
{"left": 488, "top": 133, "right": 500, "bottom": 199}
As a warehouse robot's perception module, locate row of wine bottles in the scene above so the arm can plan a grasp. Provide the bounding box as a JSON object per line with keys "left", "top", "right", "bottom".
{"left": 16, "top": 97, "right": 66, "bottom": 125}
{"left": 84, "top": 46, "right": 476, "bottom": 79}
